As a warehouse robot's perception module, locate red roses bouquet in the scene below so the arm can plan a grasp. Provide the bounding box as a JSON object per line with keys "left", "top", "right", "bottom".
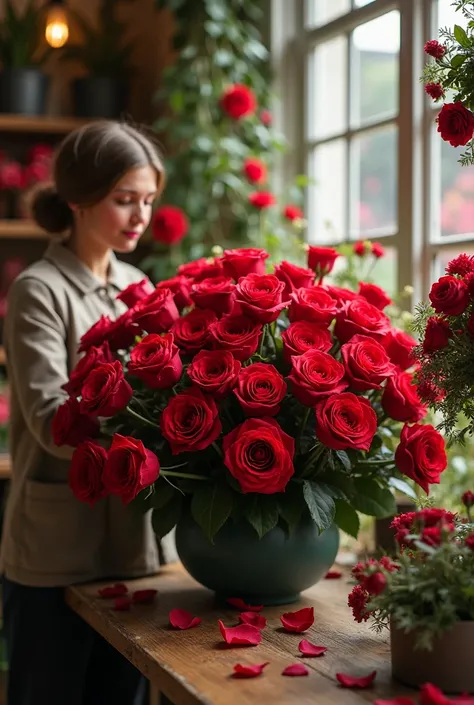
{"left": 54, "top": 245, "right": 447, "bottom": 544}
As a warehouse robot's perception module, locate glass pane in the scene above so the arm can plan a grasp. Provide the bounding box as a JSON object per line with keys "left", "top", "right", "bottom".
{"left": 351, "top": 11, "right": 400, "bottom": 126}
{"left": 350, "top": 125, "right": 398, "bottom": 238}
{"left": 307, "top": 140, "right": 347, "bottom": 244}
{"left": 435, "top": 129, "right": 474, "bottom": 237}
{"left": 436, "top": 0, "right": 468, "bottom": 32}
{"left": 354, "top": 0, "right": 375, "bottom": 6}
{"left": 306, "top": 0, "right": 350, "bottom": 28}
{"left": 307, "top": 36, "right": 347, "bottom": 140}
{"left": 329, "top": 246, "right": 398, "bottom": 298}
{"left": 432, "top": 248, "right": 474, "bottom": 283}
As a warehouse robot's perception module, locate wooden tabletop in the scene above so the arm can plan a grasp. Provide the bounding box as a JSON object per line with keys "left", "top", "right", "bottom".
{"left": 65, "top": 563, "right": 415, "bottom": 705}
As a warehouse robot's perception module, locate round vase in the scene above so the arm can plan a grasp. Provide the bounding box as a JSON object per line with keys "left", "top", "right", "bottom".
{"left": 391, "top": 621, "right": 474, "bottom": 693}
{"left": 175, "top": 510, "right": 340, "bottom": 606}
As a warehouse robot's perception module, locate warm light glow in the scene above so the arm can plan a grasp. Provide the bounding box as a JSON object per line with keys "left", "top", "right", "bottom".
{"left": 45, "top": 6, "right": 69, "bottom": 48}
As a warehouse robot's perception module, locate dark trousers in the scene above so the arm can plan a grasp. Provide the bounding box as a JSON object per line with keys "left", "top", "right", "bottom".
{"left": 2, "top": 576, "right": 147, "bottom": 705}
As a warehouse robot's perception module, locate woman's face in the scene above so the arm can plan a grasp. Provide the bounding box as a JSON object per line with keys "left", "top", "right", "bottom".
{"left": 75, "top": 165, "right": 159, "bottom": 254}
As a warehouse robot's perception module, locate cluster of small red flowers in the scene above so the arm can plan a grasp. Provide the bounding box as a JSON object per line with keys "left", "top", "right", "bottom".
{"left": 390, "top": 507, "right": 457, "bottom": 549}
{"left": 347, "top": 556, "right": 397, "bottom": 623}
{"left": 353, "top": 240, "right": 385, "bottom": 259}
{"left": 0, "top": 144, "right": 52, "bottom": 192}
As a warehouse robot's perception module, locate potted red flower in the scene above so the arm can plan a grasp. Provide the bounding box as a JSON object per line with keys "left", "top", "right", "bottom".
{"left": 54, "top": 245, "right": 447, "bottom": 605}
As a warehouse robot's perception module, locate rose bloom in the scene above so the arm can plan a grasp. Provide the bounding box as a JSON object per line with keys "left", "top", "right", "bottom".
{"left": 371, "top": 242, "right": 385, "bottom": 258}
{"left": 334, "top": 298, "right": 391, "bottom": 343}
{"left": 341, "top": 334, "right": 396, "bottom": 391}
{"left": 191, "top": 276, "right": 236, "bottom": 315}
{"left": 321, "top": 284, "right": 359, "bottom": 309}
{"left": 353, "top": 240, "right": 370, "bottom": 257}
{"left": 429, "top": 274, "right": 470, "bottom": 315}
{"left": 234, "top": 363, "right": 287, "bottom": 417}
{"left": 116, "top": 278, "right": 153, "bottom": 308}
{"left": 52, "top": 397, "right": 100, "bottom": 447}
{"left": 382, "top": 328, "right": 417, "bottom": 370}
{"left": 223, "top": 417, "right": 295, "bottom": 494}
{"left": 69, "top": 440, "right": 108, "bottom": 507}
{"left": 208, "top": 314, "right": 262, "bottom": 362}
{"left": 315, "top": 392, "right": 377, "bottom": 451}
{"left": 425, "top": 83, "right": 445, "bottom": 101}
{"left": 283, "top": 205, "right": 303, "bottom": 221}
{"left": 161, "top": 387, "right": 222, "bottom": 454}
{"left": 357, "top": 282, "right": 392, "bottom": 310}
{"left": 281, "top": 321, "right": 332, "bottom": 363}
{"left": 102, "top": 433, "right": 160, "bottom": 505}
{"left": 395, "top": 423, "right": 447, "bottom": 494}
{"left": 274, "top": 260, "right": 314, "bottom": 298}
{"left": 288, "top": 287, "right": 338, "bottom": 326}
{"left": 382, "top": 371, "right": 427, "bottom": 423}
{"left": 220, "top": 84, "right": 257, "bottom": 119}
{"left": 424, "top": 40, "right": 446, "bottom": 59}
{"left": 78, "top": 314, "right": 114, "bottom": 353}
{"left": 446, "top": 253, "right": 474, "bottom": 277}
{"left": 155, "top": 275, "right": 192, "bottom": 311}
{"left": 170, "top": 308, "right": 217, "bottom": 354}
{"left": 80, "top": 360, "right": 133, "bottom": 418}
{"left": 422, "top": 316, "right": 452, "bottom": 354}
{"left": 244, "top": 157, "right": 267, "bottom": 184}
{"left": 130, "top": 288, "right": 180, "bottom": 334}
{"left": 128, "top": 333, "right": 182, "bottom": 389}
{"left": 288, "top": 349, "right": 347, "bottom": 406}
{"left": 221, "top": 248, "right": 269, "bottom": 280}
{"left": 63, "top": 342, "right": 114, "bottom": 397}
{"left": 152, "top": 205, "right": 189, "bottom": 245}
{"left": 235, "top": 273, "right": 289, "bottom": 324}
{"left": 248, "top": 191, "right": 276, "bottom": 209}
{"left": 178, "top": 257, "right": 224, "bottom": 281}
{"left": 187, "top": 349, "right": 241, "bottom": 398}
{"left": 106, "top": 308, "right": 141, "bottom": 351}
{"left": 307, "top": 246, "right": 339, "bottom": 278}
{"left": 437, "top": 102, "right": 474, "bottom": 148}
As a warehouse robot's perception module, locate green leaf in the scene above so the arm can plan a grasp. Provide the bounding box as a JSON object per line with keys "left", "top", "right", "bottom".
{"left": 277, "top": 482, "right": 305, "bottom": 535}
{"left": 351, "top": 478, "right": 396, "bottom": 518}
{"left": 302, "top": 480, "right": 336, "bottom": 533}
{"left": 244, "top": 494, "right": 279, "bottom": 538}
{"left": 153, "top": 480, "right": 176, "bottom": 508}
{"left": 334, "top": 500, "right": 360, "bottom": 539}
{"left": 451, "top": 53, "right": 467, "bottom": 68}
{"left": 454, "top": 24, "right": 470, "bottom": 48}
{"left": 389, "top": 477, "right": 418, "bottom": 501}
{"left": 191, "top": 482, "right": 233, "bottom": 543}
{"left": 151, "top": 494, "right": 183, "bottom": 539}
{"left": 334, "top": 450, "right": 352, "bottom": 472}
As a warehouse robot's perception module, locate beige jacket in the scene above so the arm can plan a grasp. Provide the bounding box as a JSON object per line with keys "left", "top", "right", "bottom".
{"left": 1, "top": 241, "right": 159, "bottom": 587}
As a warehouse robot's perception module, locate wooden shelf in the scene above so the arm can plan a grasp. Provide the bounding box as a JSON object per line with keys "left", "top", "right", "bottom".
{"left": 0, "top": 114, "right": 88, "bottom": 134}
{"left": 0, "top": 455, "right": 11, "bottom": 479}
{"left": 0, "top": 347, "right": 5, "bottom": 366}
{"left": 0, "top": 220, "right": 47, "bottom": 239}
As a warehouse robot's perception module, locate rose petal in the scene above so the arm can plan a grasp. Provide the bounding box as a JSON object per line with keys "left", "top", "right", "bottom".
{"left": 282, "top": 664, "right": 310, "bottom": 677}
{"left": 375, "top": 699, "right": 416, "bottom": 705}
{"left": 227, "top": 597, "right": 263, "bottom": 612}
{"left": 325, "top": 570, "right": 342, "bottom": 579}
{"left": 280, "top": 607, "right": 314, "bottom": 633}
{"left": 336, "top": 670, "right": 377, "bottom": 688}
{"left": 239, "top": 612, "right": 267, "bottom": 629}
{"left": 298, "top": 639, "right": 327, "bottom": 657}
{"left": 132, "top": 589, "right": 158, "bottom": 604}
{"left": 420, "top": 683, "right": 452, "bottom": 705}
{"left": 169, "top": 608, "right": 202, "bottom": 630}
{"left": 218, "top": 619, "right": 262, "bottom": 646}
{"left": 233, "top": 662, "right": 269, "bottom": 678}
{"left": 113, "top": 596, "right": 132, "bottom": 611}
{"left": 98, "top": 583, "right": 128, "bottom": 598}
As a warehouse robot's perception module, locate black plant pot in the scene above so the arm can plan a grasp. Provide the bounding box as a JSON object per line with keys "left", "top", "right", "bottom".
{"left": 0, "top": 68, "right": 49, "bottom": 116}
{"left": 73, "top": 76, "right": 128, "bottom": 119}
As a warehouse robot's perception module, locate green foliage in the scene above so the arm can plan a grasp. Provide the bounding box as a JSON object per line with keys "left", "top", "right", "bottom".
{"left": 0, "top": 0, "right": 52, "bottom": 68}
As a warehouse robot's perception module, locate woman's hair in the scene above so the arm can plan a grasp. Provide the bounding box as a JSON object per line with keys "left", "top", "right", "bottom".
{"left": 31, "top": 120, "right": 166, "bottom": 234}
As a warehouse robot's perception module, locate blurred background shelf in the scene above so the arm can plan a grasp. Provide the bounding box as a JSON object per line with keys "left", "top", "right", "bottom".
{"left": 0, "top": 456, "right": 10, "bottom": 479}
{"left": 0, "top": 115, "right": 87, "bottom": 134}
{"left": 0, "top": 348, "right": 5, "bottom": 366}
{"left": 0, "top": 221, "right": 47, "bottom": 239}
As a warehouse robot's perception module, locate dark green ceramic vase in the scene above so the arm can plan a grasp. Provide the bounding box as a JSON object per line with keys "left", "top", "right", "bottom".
{"left": 175, "top": 510, "right": 340, "bottom": 605}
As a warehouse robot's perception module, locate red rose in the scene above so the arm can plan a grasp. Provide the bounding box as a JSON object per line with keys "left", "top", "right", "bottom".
{"left": 334, "top": 298, "right": 391, "bottom": 343}
{"left": 155, "top": 275, "right": 192, "bottom": 311}
{"left": 209, "top": 314, "right": 263, "bottom": 361}
{"left": 170, "top": 308, "right": 217, "bottom": 354}
{"left": 274, "top": 261, "right": 314, "bottom": 298}
{"left": 63, "top": 342, "right": 114, "bottom": 397}
{"left": 281, "top": 321, "right": 332, "bottom": 363}
{"left": 78, "top": 315, "right": 114, "bottom": 353}
{"left": 382, "top": 329, "right": 417, "bottom": 370}
{"left": 260, "top": 109, "right": 272, "bottom": 126}
{"left": 353, "top": 240, "right": 370, "bottom": 257}
{"left": 152, "top": 206, "right": 188, "bottom": 245}
{"left": 220, "top": 84, "right": 256, "bottom": 119}
{"left": 244, "top": 158, "right": 267, "bottom": 184}
{"left": 395, "top": 423, "right": 447, "bottom": 494}
{"left": 221, "top": 248, "right": 269, "bottom": 280}
{"left": 0, "top": 161, "right": 23, "bottom": 189}
{"left": 223, "top": 417, "right": 295, "bottom": 494}
{"left": 52, "top": 397, "right": 100, "bottom": 446}
{"left": 116, "top": 278, "right": 154, "bottom": 308}
{"left": 128, "top": 333, "right": 182, "bottom": 389}
{"left": 191, "top": 276, "right": 236, "bottom": 315}
{"left": 382, "top": 372, "right": 427, "bottom": 423}
{"left": 437, "top": 102, "right": 474, "bottom": 148}
{"left": 131, "top": 288, "right": 180, "bottom": 334}
{"left": 283, "top": 205, "right": 303, "bottom": 221}
{"left": 289, "top": 350, "right": 347, "bottom": 406}
{"left": 248, "top": 191, "right": 276, "bottom": 209}
{"left": 234, "top": 363, "right": 287, "bottom": 416}
{"left": 321, "top": 284, "right": 359, "bottom": 309}
{"left": 466, "top": 534, "right": 474, "bottom": 550}
{"left": 425, "top": 83, "right": 444, "bottom": 101}
{"left": 161, "top": 387, "right": 222, "bottom": 454}
{"left": 422, "top": 316, "right": 452, "bottom": 354}
{"left": 178, "top": 257, "right": 224, "bottom": 281}
{"left": 424, "top": 40, "right": 446, "bottom": 59}
{"left": 307, "top": 246, "right": 340, "bottom": 279}
{"left": 288, "top": 287, "right": 338, "bottom": 326}
{"left": 371, "top": 242, "right": 385, "bottom": 258}
{"left": 429, "top": 275, "right": 470, "bottom": 315}
{"left": 315, "top": 393, "right": 377, "bottom": 451}
{"left": 80, "top": 360, "right": 133, "bottom": 417}
{"left": 357, "top": 282, "right": 392, "bottom": 310}
{"left": 341, "top": 334, "right": 396, "bottom": 391}
{"left": 187, "top": 350, "right": 241, "bottom": 398}
{"left": 69, "top": 440, "right": 108, "bottom": 507}
{"left": 235, "top": 274, "right": 289, "bottom": 324}
{"left": 462, "top": 490, "right": 474, "bottom": 509}
{"left": 107, "top": 309, "right": 140, "bottom": 351}
{"left": 102, "top": 433, "right": 160, "bottom": 505}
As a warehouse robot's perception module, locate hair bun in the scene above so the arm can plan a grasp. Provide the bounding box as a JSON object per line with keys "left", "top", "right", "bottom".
{"left": 31, "top": 185, "right": 73, "bottom": 234}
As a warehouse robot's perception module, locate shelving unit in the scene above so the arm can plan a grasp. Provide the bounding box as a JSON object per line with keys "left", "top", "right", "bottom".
{"left": 0, "top": 220, "right": 47, "bottom": 239}
{"left": 0, "top": 114, "right": 87, "bottom": 134}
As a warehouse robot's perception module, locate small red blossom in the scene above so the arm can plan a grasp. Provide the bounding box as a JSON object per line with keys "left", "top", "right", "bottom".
{"left": 233, "top": 662, "right": 269, "bottom": 678}
{"left": 169, "top": 609, "right": 202, "bottom": 630}
{"left": 446, "top": 253, "right": 474, "bottom": 277}
{"left": 244, "top": 157, "right": 267, "bottom": 184}
{"left": 336, "top": 670, "right": 377, "bottom": 688}
{"left": 226, "top": 598, "right": 263, "bottom": 611}
{"left": 97, "top": 583, "right": 128, "bottom": 598}
{"left": 220, "top": 84, "right": 257, "bottom": 119}
{"left": 363, "top": 571, "right": 387, "bottom": 596}
{"left": 424, "top": 40, "right": 446, "bottom": 59}
{"left": 283, "top": 205, "right": 303, "bottom": 221}
{"left": 466, "top": 533, "right": 474, "bottom": 550}
{"left": 298, "top": 640, "right": 327, "bottom": 657}
{"left": 152, "top": 206, "right": 189, "bottom": 245}
{"left": 371, "top": 242, "right": 385, "bottom": 258}
{"left": 248, "top": 191, "right": 276, "bottom": 209}
{"left": 239, "top": 612, "right": 267, "bottom": 629}
{"left": 280, "top": 607, "right": 314, "bottom": 633}
{"left": 348, "top": 584, "right": 370, "bottom": 622}
{"left": 282, "top": 664, "right": 309, "bottom": 677}
{"left": 218, "top": 620, "right": 262, "bottom": 646}
{"left": 462, "top": 490, "right": 474, "bottom": 508}
{"left": 425, "top": 83, "right": 445, "bottom": 101}
{"left": 437, "top": 102, "right": 474, "bottom": 148}
{"left": 353, "top": 240, "right": 370, "bottom": 257}
{"left": 260, "top": 109, "right": 272, "bottom": 126}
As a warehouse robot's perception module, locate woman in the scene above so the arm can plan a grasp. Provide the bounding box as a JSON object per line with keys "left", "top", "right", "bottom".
{"left": 1, "top": 120, "right": 165, "bottom": 705}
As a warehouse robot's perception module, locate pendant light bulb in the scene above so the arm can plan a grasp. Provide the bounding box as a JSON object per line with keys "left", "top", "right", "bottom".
{"left": 45, "top": 3, "right": 69, "bottom": 49}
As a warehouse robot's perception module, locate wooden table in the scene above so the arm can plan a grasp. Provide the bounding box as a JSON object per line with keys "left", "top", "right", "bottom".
{"left": 65, "top": 564, "right": 416, "bottom": 705}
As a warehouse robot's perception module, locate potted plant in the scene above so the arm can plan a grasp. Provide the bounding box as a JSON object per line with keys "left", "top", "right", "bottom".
{"left": 0, "top": 0, "right": 52, "bottom": 115}
{"left": 348, "top": 501, "right": 474, "bottom": 693}
{"left": 60, "top": 0, "right": 134, "bottom": 118}
{"left": 52, "top": 241, "right": 447, "bottom": 605}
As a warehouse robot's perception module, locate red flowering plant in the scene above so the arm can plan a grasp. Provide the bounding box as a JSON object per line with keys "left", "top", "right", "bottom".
{"left": 348, "top": 501, "right": 474, "bottom": 650}
{"left": 54, "top": 246, "right": 448, "bottom": 543}
{"left": 422, "top": 1, "right": 474, "bottom": 165}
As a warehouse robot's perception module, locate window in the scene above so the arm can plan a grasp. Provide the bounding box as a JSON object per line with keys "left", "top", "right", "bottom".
{"left": 272, "top": 0, "right": 474, "bottom": 300}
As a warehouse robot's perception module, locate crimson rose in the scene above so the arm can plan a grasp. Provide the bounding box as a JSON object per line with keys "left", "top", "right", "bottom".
{"left": 171, "top": 308, "right": 217, "bottom": 354}
{"left": 128, "top": 333, "right": 182, "bottom": 389}
{"left": 288, "top": 350, "right": 347, "bottom": 406}
{"left": 191, "top": 276, "right": 236, "bottom": 315}
{"left": 152, "top": 205, "right": 188, "bottom": 245}
{"left": 429, "top": 275, "right": 470, "bottom": 316}
{"left": 131, "top": 288, "right": 180, "bottom": 334}
{"left": 116, "top": 278, "right": 153, "bottom": 308}
{"left": 281, "top": 321, "right": 332, "bottom": 363}
{"left": 63, "top": 342, "right": 114, "bottom": 397}
{"left": 223, "top": 417, "right": 295, "bottom": 494}
{"left": 161, "top": 387, "right": 222, "bottom": 454}
{"left": 234, "top": 363, "right": 287, "bottom": 416}
{"left": 78, "top": 315, "right": 113, "bottom": 353}
{"left": 69, "top": 440, "right": 108, "bottom": 507}
{"left": 307, "top": 246, "right": 339, "bottom": 279}
{"left": 178, "top": 257, "right": 224, "bottom": 282}
{"left": 315, "top": 393, "right": 377, "bottom": 451}
{"left": 187, "top": 350, "right": 241, "bottom": 398}
{"left": 341, "top": 334, "right": 395, "bottom": 391}
{"left": 382, "top": 372, "right": 427, "bottom": 423}
{"left": 80, "top": 360, "right": 132, "bottom": 417}
{"left": 321, "top": 284, "right": 359, "bottom": 309}
{"left": 102, "top": 433, "right": 160, "bottom": 505}
{"left": 357, "top": 282, "right": 392, "bottom": 310}
{"left": 221, "top": 248, "right": 269, "bottom": 280}
{"left": 437, "top": 102, "right": 474, "bottom": 148}
{"left": 209, "top": 314, "right": 262, "bottom": 361}
{"left": 155, "top": 275, "right": 192, "bottom": 311}
{"left": 288, "top": 287, "right": 338, "bottom": 326}
{"left": 220, "top": 84, "right": 256, "bottom": 119}
{"left": 334, "top": 298, "right": 391, "bottom": 343}
{"left": 422, "top": 316, "right": 452, "bottom": 354}
{"left": 395, "top": 423, "right": 447, "bottom": 494}
{"left": 235, "top": 274, "right": 290, "bottom": 324}
{"left": 274, "top": 260, "right": 314, "bottom": 298}
{"left": 52, "top": 397, "right": 100, "bottom": 446}
{"left": 382, "top": 329, "right": 417, "bottom": 370}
